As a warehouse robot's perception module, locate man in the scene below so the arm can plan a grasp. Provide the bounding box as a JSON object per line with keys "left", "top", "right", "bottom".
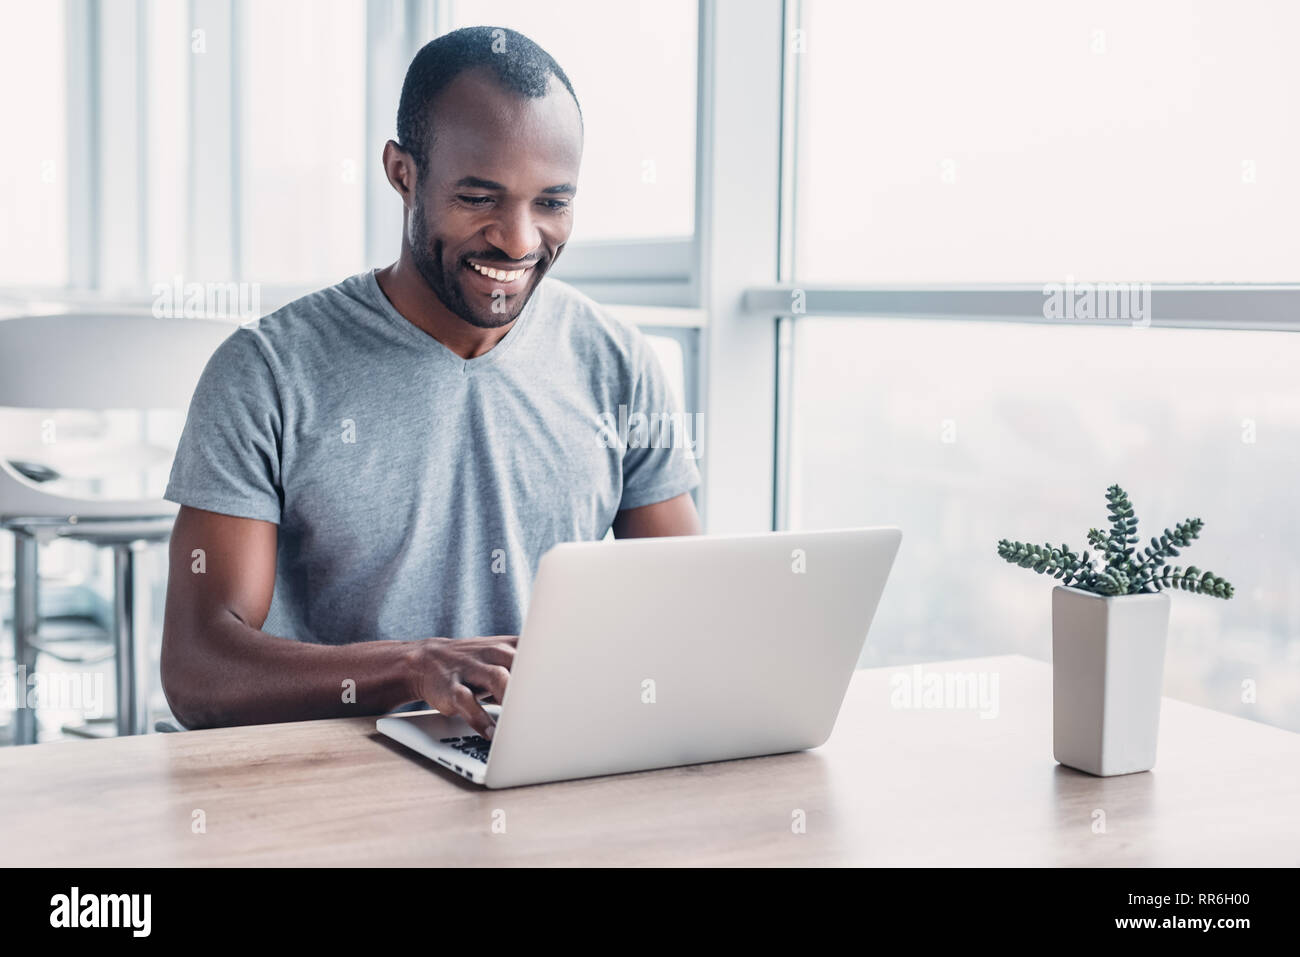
{"left": 160, "top": 27, "right": 702, "bottom": 741}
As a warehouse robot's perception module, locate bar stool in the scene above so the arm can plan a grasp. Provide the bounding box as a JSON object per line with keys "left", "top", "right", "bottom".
{"left": 0, "top": 312, "right": 236, "bottom": 744}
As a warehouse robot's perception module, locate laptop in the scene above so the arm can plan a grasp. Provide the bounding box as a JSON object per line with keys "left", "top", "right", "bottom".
{"left": 376, "top": 526, "right": 901, "bottom": 789}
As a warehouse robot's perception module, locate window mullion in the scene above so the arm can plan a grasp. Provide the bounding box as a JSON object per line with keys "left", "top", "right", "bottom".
{"left": 65, "top": 0, "right": 99, "bottom": 291}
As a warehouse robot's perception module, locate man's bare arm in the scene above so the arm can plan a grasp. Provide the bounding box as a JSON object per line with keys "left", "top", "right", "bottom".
{"left": 160, "top": 505, "right": 512, "bottom": 737}
{"left": 611, "top": 492, "right": 702, "bottom": 539}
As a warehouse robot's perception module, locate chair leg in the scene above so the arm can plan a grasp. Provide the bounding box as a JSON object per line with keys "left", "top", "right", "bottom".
{"left": 11, "top": 531, "right": 39, "bottom": 745}
{"left": 112, "top": 541, "right": 151, "bottom": 737}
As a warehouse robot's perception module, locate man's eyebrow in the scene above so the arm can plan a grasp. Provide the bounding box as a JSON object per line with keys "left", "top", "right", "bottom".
{"left": 453, "top": 176, "right": 506, "bottom": 190}
{"left": 452, "top": 176, "right": 575, "bottom": 195}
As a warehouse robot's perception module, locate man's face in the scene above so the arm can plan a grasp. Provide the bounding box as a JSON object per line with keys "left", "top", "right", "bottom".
{"left": 407, "top": 68, "right": 583, "bottom": 329}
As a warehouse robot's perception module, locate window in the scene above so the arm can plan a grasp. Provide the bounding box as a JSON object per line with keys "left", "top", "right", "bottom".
{"left": 794, "top": 0, "right": 1300, "bottom": 283}
{"left": 239, "top": 0, "right": 367, "bottom": 284}
{"left": 145, "top": 0, "right": 190, "bottom": 282}
{"left": 1, "top": 0, "right": 702, "bottom": 294}
{"left": 789, "top": 316, "right": 1300, "bottom": 732}
{"left": 779, "top": 0, "right": 1300, "bottom": 735}
{"left": 448, "top": 0, "right": 698, "bottom": 244}
{"left": 0, "top": 1, "right": 67, "bottom": 286}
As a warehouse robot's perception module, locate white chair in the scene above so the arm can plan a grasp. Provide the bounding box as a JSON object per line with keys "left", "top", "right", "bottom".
{"left": 0, "top": 312, "right": 237, "bottom": 744}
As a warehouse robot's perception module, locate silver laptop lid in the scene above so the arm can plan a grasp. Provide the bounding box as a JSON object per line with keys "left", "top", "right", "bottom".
{"left": 483, "top": 526, "right": 901, "bottom": 788}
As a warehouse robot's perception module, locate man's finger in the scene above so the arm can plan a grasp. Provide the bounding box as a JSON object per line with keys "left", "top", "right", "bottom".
{"left": 478, "top": 640, "right": 517, "bottom": 667}
{"left": 466, "top": 663, "right": 510, "bottom": 704}
{"left": 451, "top": 683, "right": 497, "bottom": 740}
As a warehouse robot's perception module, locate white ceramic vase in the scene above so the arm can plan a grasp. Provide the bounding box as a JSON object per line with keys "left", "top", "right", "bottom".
{"left": 1052, "top": 584, "right": 1171, "bottom": 776}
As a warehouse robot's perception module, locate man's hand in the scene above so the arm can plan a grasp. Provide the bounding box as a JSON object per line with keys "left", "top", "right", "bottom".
{"left": 408, "top": 635, "right": 518, "bottom": 739}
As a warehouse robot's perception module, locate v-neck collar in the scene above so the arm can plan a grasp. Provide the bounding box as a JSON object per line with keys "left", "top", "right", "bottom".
{"left": 364, "top": 268, "right": 541, "bottom": 374}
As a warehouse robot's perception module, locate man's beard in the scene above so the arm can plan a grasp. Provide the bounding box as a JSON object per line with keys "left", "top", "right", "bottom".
{"left": 409, "top": 197, "right": 533, "bottom": 330}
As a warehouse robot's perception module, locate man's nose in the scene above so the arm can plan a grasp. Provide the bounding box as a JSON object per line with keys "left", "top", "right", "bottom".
{"left": 486, "top": 205, "right": 543, "bottom": 262}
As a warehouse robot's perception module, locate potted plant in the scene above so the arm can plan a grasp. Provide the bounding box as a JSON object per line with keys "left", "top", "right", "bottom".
{"left": 996, "top": 484, "right": 1234, "bottom": 776}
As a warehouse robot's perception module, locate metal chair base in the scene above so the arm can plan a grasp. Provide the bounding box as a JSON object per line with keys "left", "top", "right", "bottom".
{"left": 7, "top": 524, "right": 160, "bottom": 745}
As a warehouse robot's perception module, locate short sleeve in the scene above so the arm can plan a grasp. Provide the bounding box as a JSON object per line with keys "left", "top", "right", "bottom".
{"left": 618, "top": 332, "right": 703, "bottom": 511}
{"left": 163, "top": 328, "right": 284, "bottom": 524}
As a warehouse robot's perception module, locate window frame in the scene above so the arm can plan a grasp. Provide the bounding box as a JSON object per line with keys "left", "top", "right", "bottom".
{"left": 745, "top": 285, "right": 1300, "bottom": 333}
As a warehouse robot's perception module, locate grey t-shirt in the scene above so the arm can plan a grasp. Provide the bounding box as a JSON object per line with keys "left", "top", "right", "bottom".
{"left": 164, "top": 269, "right": 701, "bottom": 645}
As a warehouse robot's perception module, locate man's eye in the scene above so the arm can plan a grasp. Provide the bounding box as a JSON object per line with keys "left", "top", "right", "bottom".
{"left": 458, "top": 195, "right": 492, "bottom": 206}
{"left": 540, "top": 199, "right": 571, "bottom": 211}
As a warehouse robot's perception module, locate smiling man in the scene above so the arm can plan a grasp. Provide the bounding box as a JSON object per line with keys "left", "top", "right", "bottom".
{"left": 159, "top": 27, "right": 702, "bottom": 740}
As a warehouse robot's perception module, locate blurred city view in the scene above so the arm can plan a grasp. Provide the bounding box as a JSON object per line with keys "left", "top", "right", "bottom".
{"left": 790, "top": 316, "right": 1300, "bottom": 733}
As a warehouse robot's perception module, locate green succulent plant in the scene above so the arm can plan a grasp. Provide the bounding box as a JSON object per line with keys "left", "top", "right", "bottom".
{"left": 996, "top": 484, "right": 1235, "bottom": 599}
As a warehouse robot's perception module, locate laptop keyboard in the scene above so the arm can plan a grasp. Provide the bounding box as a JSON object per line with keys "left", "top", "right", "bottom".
{"left": 439, "top": 735, "right": 492, "bottom": 763}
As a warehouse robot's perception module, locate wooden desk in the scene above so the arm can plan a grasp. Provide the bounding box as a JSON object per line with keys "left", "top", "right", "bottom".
{"left": 2, "top": 655, "right": 1297, "bottom": 866}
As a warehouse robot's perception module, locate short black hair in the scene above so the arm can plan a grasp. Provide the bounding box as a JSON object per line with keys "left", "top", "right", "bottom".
{"left": 396, "top": 26, "right": 583, "bottom": 175}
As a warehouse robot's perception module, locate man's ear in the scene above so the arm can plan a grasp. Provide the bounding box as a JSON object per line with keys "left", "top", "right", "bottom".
{"left": 382, "top": 140, "right": 417, "bottom": 208}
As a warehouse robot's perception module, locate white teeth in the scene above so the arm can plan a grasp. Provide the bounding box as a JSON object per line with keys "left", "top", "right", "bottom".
{"left": 470, "top": 262, "right": 527, "bottom": 282}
